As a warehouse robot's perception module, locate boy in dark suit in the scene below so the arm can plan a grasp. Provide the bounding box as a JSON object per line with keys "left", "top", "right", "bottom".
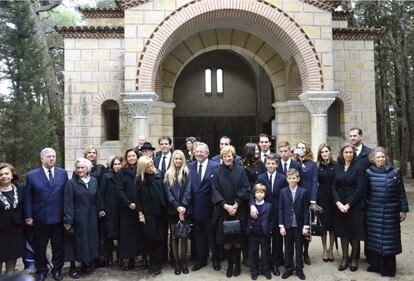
{"left": 247, "top": 183, "right": 273, "bottom": 280}
{"left": 279, "top": 169, "right": 309, "bottom": 280}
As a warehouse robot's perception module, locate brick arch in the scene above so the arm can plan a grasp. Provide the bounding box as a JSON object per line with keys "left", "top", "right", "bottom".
{"left": 136, "top": 0, "right": 324, "bottom": 93}
{"left": 92, "top": 92, "right": 124, "bottom": 115}
{"left": 287, "top": 64, "right": 302, "bottom": 100}
{"left": 336, "top": 90, "right": 352, "bottom": 111}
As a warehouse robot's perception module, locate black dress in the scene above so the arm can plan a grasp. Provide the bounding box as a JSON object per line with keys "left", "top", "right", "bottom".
{"left": 0, "top": 185, "right": 25, "bottom": 261}
{"left": 164, "top": 172, "right": 192, "bottom": 224}
{"left": 317, "top": 161, "right": 336, "bottom": 231}
{"left": 242, "top": 161, "right": 266, "bottom": 187}
{"left": 331, "top": 162, "right": 366, "bottom": 240}
{"left": 211, "top": 164, "right": 251, "bottom": 245}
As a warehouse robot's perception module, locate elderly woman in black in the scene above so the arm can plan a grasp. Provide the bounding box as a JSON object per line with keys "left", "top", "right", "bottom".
{"left": 212, "top": 145, "right": 250, "bottom": 278}
{"left": 0, "top": 163, "right": 24, "bottom": 273}
{"left": 164, "top": 150, "right": 191, "bottom": 275}
{"left": 97, "top": 156, "right": 123, "bottom": 267}
{"left": 136, "top": 156, "right": 167, "bottom": 276}
{"left": 365, "top": 147, "right": 409, "bottom": 277}
{"left": 64, "top": 158, "right": 99, "bottom": 277}
{"left": 331, "top": 143, "right": 366, "bottom": 272}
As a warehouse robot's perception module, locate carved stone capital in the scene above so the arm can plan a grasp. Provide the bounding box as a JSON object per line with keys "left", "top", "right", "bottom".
{"left": 121, "top": 91, "right": 159, "bottom": 118}
{"left": 299, "top": 91, "right": 338, "bottom": 115}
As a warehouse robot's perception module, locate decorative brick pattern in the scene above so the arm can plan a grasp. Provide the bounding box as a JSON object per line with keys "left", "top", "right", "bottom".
{"left": 56, "top": 26, "right": 124, "bottom": 39}
{"left": 135, "top": 0, "right": 324, "bottom": 93}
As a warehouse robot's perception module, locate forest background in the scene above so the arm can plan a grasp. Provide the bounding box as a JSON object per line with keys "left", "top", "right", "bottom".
{"left": 0, "top": 0, "right": 413, "bottom": 178}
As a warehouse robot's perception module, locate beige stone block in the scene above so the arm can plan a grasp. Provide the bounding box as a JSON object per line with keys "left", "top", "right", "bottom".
{"left": 74, "top": 83, "right": 98, "bottom": 93}
{"left": 245, "top": 34, "right": 263, "bottom": 54}
{"left": 124, "top": 52, "right": 137, "bottom": 67}
{"left": 162, "top": 71, "right": 176, "bottom": 88}
{"left": 361, "top": 71, "right": 375, "bottom": 82}
{"left": 345, "top": 62, "right": 364, "bottom": 71}
{"left": 76, "top": 61, "right": 99, "bottom": 72}
{"left": 303, "top": 26, "right": 320, "bottom": 39}
{"left": 320, "top": 26, "right": 332, "bottom": 39}
{"left": 99, "top": 39, "right": 122, "bottom": 49}
{"left": 81, "top": 50, "right": 93, "bottom": 60}
{"left": 334, "top": 71, "right": 348, "bottom": 82}
{"left": 171, "top": 43, "right": 192, "bottom": 63}
{"left": 162, "top": 87, "right": 173, "bottom": 102}
{"left": 154, "top": 0, "right": 175, "bottom": 10}
{"left": 314, "top": 13, "right": 331, "bottom": 26}
{"left": 346, "top": 82, "right": 364, "bottom": 91}
{"left": 216, "top": 28, "right": 232, "bottom": 46}
{"left": 332, "top": 41, "right": 344, "bottom": 50}
{"left": 200, "top": 30, "right": 217, "bottom": 48}
{"left": 65, "top": 39, "right": 75, "bottom": 49}
{"left": 266, "top": 0, "right": 282, "bottom": 7}
{"left": 99, "top": 82, "right": 120, "bottom": 94}
{"left": 138, "top": 24, "right": 157, "bottom": 38}
{"left": 111, "top": 72, "right": 123, "bottom": 81}
{"left": 365, "top": 41, "right": 374, "bottom": 50}
{"left": 334, "top": 81, "right": 345, "bottom": 90}
{"left": 81, "top": 72, "right": 92, "bottom": 82}
{"left": 256, "top": 43, "right": 275, "bottom": 62}
{"left": 350, "top": 71, "right": 361, "bottom": 82}
{"left": 124, "top": 10, "right": 144, "bottom": 24}
{"left": 314, "top": 39, "right": 332, "bottom": 53}
{"left": 364, "top": 61, "right": 374, "bottom": 70}
{"left": 283, "top": 0, "right": 303, "bottom": 12}
{"left": 268, "top": 55, "right": 285, "bottom": 74}
{"left": 334, "top": 51, "right": 348, "bottom": 61}
{"left": 65, "top": 61, "right": 75, "bottom": 71}
{"left": 360, "top": 51, "right": 374, "bottom": 61}
{"left": 99, "top": 61, "right": 123, "bottom": 72}
{"left": 75, "top": 39, "right": 99, "bottom": 49}
{"left": 344, "top": 41, "right": 364, "bottom": 50}
{"left": 162, "top": 55, "right": 182, "bottom": 74}
{"left": 124, "top": 80, "right": 136, "bottom": 92}
{"left": 125, "top": 25, "right": 137, "bottom": 39}
{"left": 322, "top": 53, "right": 333, "bottom": 66}
{"left": 144, "top": 11, "right": 165, "bottom": 24}
{"left": 65, "top": 116, "right": 81, "bottom": 126}
{"left": 93, "top": 50, "right": 110, "bottom": 60}
{"left": 111, "top": 50, "right": 123, "bottom": 60}
{"left": 232, "top": 30, "right": 249, "bottom": 48}
{"left": 176, "top": 0, "right": 193, "bottom": 7}
{"left": 184, "top": 35, "right": 204, "bottom": 54}
{"left": 125, "top": 39, "right": 144, "bottom": 52}
{"left": 294, "top": 13, "right": 313, "bottom": 25}
{"left": 125, "top": 66, "right": 137, "bottom": 81}
{"left": 92, "top": 72, "right": 110, "bottom": 82}
{"left": 150, "top": 125, "right": 172, "bottom": 136}
{"left": 148, "top": 113, "right": 162, "bottom": 125}
{"left": 65, "top": 72, "right": 81, "bottom": 82}
{"left": 333, "top": 61, "right": 344, "bottom": 72}
{"left": 65, "top": 50, "right": 80, "bottom": 61}
{"left": 349, "top": 51, "right": 360, "bottom": 61}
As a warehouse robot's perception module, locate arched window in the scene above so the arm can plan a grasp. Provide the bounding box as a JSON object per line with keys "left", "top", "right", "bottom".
{"left": 328, "top": 99, "right": 341, "bottom": 137}
{"left": 216, "top": 68, "right": 223, "bottom": 96}
{"left": 102, "top": 100, "right": 119, "bottom": 141}
{"left": 205, "top": 68, "right": 212, "bottom": 95}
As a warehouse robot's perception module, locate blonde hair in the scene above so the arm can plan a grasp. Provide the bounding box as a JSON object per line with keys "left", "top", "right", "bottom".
{"left": 253, "top": 183, "right": 267, "bottom": 194}
{"left": 220, "top": 145, "right": 236, "bottom": 160}
{"left": 83, "top": 145, "right": 98, "bottom": 165}
{"left": 164, "top": 150, "right": 189, "bottom": 187}
{"left": 137, "top": 156, "right": 157, "bottom": 182}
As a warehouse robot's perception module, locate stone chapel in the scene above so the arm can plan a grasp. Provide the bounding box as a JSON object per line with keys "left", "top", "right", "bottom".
{"left": 57, "top": 0, "right": 380, "bottom": 171}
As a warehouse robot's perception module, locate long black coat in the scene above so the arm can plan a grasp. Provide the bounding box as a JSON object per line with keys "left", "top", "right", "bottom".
{"left": 365, "top": 164, "right": 409, "bottom": 256}
{"left": 136, "top": 172, "right": 167, "bottom": 241}
{"left": 164, "top": 172, "right": 192, "bottom": 217}
{"left": 211, "top": 164, "right": 251, "bottom": 245}
{"left": 117, "top": 167, "right": 145, "bottom": 258}
{"left": 331, "top": 161, "right": 366, "bottom": 240}
{"left": 63, "top": 175, "right": 99, "bottom": 262}
{"left": 90, "top": 164, "right": 107, "bottom": 187}
{"left": 317, "top": 161, "right": 336, "bottom": 231}
{"left": 97, "top": 171, "right": 121, "bottom": 239}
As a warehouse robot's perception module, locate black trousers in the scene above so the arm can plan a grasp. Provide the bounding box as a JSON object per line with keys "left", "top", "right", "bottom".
{"left": 192, "top": 218, "right": 218, "bottom": 265}
{"left": 271, "top": 225, "right": 284, "bottom": 267}
{"left": 248, "top": 233, "right": 271, "bottom": 275}
{"left": 284, "top": 227, "right": 304, "bottom": 273}
{"left": 148, "top": 239, "right": 164, "bottom": 270}
{"left": 33, "top": 223, "right": 64, "bottom": 275}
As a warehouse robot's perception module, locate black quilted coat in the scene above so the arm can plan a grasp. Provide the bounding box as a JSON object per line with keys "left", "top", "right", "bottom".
{"left": 365, "top": 164, "right": 409, "bottom": 256}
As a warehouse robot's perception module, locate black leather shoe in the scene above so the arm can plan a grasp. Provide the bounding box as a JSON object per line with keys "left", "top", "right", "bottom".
{"left": 52, "top": 272, "right": 63, "bottom": 281}
{"left": 264, "top": 272, "right": 272, "bottom": 280}
{"left": 181, "top": 265, "right": 189, "bottom": 274}
{"left": 350, "top": 260, "right": 358, "bottom": 272}
{"left": 338, "top": 260, "right": 349, "bottom": 271}
{"left": 69, "top": 269, "right": 80, "bottom": 279}
{"left": 303, "top": 254, "right": 311, "bottom": 265}
{"left": 272, "top": 266, "right": 280, "bottom": 276}
{"left": 174, "top": 264, "right": 181, "bottom": 275}
{"left": 251, "top": 274, "right": 258, "bottom": 280}
{"left": 281, "top": 271, "right": 293, "bottom": 279}
{"left": 296, "top": 271, "right": 306, "bottom": 280}
{"left": 37, "top": 273, "right": 47, "bottom": 281}
{"left": 233, "top": 264, "right": 241, "bottom": 277}
{"left": 191, "top": 263, "right": 206, "bottom": 271}
{"left": 213, "top": 260, "right": 221, "bottom": 271}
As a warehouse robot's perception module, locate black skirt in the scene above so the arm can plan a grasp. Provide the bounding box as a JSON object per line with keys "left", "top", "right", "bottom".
{"left": 334, "top": 206, "right": 365, "bottom": 240}
{"left": 0, "top": 222, "right": 25, "bottom": 261}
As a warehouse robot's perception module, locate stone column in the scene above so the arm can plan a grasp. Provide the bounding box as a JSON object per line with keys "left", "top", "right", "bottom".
{"left": 299, "top": 91, "right": 338, "bottom": 154}
{"left": 122, "top": 91, "right": 158, "bottom": 147}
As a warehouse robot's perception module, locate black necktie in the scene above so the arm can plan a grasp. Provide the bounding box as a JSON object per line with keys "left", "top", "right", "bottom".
{"left": 161, "top": 156, "right": 166, "bottom": 175}
{"left": 269, "top": 173, "right": 273, "bottom": 193}
{"left": 283, "top": 162, "right": 287, "bottom": 174}
{"left": 198, "top": 163, "right": 203, "bottom": 182}
{"left": 48, "top": 169, "right": 54, "bottom": 184}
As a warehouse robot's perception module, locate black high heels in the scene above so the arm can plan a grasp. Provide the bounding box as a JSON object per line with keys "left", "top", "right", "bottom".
{"left": 338, "top": 260, "right": 349, "bottom": 271}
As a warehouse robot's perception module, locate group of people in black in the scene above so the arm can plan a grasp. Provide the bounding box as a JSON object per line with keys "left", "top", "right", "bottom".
{"left": 0, "top": 127, "right": 409, "bottom": 280}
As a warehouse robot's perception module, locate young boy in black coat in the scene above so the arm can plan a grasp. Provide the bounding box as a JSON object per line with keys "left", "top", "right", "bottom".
{"left": 279, "top": 169, "right": 309, "bottom": 280}
{"left": 247, "top": 183, "right": 273, "bottom": 280}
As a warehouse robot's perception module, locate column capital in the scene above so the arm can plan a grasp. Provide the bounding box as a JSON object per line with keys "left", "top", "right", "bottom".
{"left": 299, "top": 90, "right": 338, "bottom": 115}
{"left": 121, "top": 91, "right": 159, "bottom": 118}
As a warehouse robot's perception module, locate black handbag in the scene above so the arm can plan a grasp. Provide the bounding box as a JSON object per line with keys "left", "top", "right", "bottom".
{"left": 223, "top": 219, "right": 241, "bottom": 236}
{"left": 176, "top": 220, "right": 192, "bottom": 239}
{"left": 310, "top": 213, "right": 324, "bottom": 236}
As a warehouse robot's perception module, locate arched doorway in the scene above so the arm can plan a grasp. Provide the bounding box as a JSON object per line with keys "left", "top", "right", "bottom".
{"left": 173, "top": 50, "right": 274, "bottom": 156}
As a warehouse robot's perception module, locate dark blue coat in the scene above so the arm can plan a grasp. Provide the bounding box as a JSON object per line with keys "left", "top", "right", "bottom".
{"left": 246, "top": 202, "right": 273, "bottom": 236}
{"left": 297, "top": 160, "right": 318, "bottom": 202}
{"left": 24, "top": 167, "right": 68, "bottom": 224}
{"left": 188, "top": 160, "right": 220, "bottom": 221}
{"left": 165, "top": 172, "right": 192, "bottom": 216}
{"left": 365, "top": 164, "right": 409, "bottom": 256}
{"left": 278, "top": 186, "right": 309, "bottom": 230}
{"left": 277, "top": 160, "right": 302, "bottom": 176}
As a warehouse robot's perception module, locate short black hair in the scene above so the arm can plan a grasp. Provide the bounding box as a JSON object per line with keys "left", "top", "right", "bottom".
{"left": 349, "top": 127, "right": 363, "bottom": 135}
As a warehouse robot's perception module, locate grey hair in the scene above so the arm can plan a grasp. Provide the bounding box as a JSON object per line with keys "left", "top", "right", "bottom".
{"left": 195, "top": 142, "right": 209, "bottom": 153}
{"left": 74, "top": 157, "right": 93, "bottom": 172}
{"left": 368, "top": 146, "right": 389, "bottom": 165}
{"left": 40, "top": 147, "right": 56, "bottom": 158}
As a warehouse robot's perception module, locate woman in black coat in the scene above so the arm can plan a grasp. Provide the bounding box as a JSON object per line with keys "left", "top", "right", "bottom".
{"left": 136, "top": 156, "right": 167, "bottom": 276}
{"left": 331, "top": 143, "right": 366, "bottom": 272}
{"left": 97, "top": 156, "right": 123, "bottom": 267}
{"left": 365, "top": 147, "right": 409, "bottom": 277}
{"left": 117, "top": 148, "right": 145, "bottom": 270}
{"left": 212, "top": 145, "right": 251, "bottom": 278}
{"left": 64, "top": 158, "right": 99, "bottom": 277}
{"left": 316, "top": 144, "right": 336, "bottom": 262}
{"left": 0, "top": 163, "right": 25, "bottom": 273}
{"left": 241, "top": 143, "right": 266, "bottom": 187}
{"left": 164, "top": 150, "right": 192, "bottom": 275}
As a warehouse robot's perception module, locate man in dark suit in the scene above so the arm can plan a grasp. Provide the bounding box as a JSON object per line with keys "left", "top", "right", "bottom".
{"left": 154, "top": 136, "right": 173, "bottom": 179}
{"left": 188, "top": 142, "right": 220, "bottom": 271}
{"left": 279, "top": 169, "right": 309, "bottom": 280}
{"left": 348, "top": 127, "right": 371, "bottom": 170}
{"left": 258, "top": 133, "right": 272, "bottom": 163}
{"left": 211, "top": 136, "right": 241, "bottom": 164}
{"left": 277, "top": 141, "right": 302, "bottom": 175}
{"left": 250, "top": 153, "right": 287, "bottom": 276}
{"left": 23, "top": 148, "right": 68, "bottom": 281}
